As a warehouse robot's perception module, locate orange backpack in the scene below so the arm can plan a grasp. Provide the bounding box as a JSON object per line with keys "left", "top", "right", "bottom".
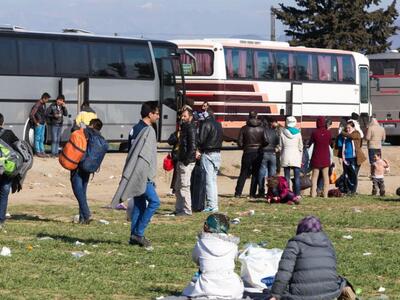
{"left": 59, "top": 128, "right": 87, "bottom": 170}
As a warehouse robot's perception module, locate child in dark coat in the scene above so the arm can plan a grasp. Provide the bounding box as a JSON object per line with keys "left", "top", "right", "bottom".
{"left": 266, "top": 176, "right": 299, "bottom": 205}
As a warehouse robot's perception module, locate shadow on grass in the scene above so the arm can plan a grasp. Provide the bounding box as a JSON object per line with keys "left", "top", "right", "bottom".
{"left": 377, "top": 197, "right": 400, "bottom": 202}
{"left": 148, "top": 287, "right": 181, "bottom": 297}
{"left": 36, "top": 233, "right": 122, "bottom": 245}
{"left": 10, "top": 214, "right": 60, "bottom": 223}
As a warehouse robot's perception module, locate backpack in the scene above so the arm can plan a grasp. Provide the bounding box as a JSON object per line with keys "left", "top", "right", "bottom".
{"left": 59, "top": 128, "right": 87, "bottom": 170}
{"left": 0, "top": 130, "right": 24, "bottom": 178}
{"left": 79, "top": 128, "right": 108, "bottom": 173}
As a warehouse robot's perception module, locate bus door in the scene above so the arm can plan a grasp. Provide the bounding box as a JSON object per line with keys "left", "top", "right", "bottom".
{"left": 359, "top": 66, "right": 371, "bottom": 128}
{"left": 158, "top": 57, "right": 179, "bottom": 141}
{"left": 290, "top": 82, "right": 303, "bottom": 117}
{"left": 77, "top": 78, "right": 90, "bottom": 113}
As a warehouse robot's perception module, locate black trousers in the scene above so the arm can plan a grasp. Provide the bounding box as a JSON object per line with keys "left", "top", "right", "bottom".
{"left": 235, "top": 151, "right": 261, "bottom": 197}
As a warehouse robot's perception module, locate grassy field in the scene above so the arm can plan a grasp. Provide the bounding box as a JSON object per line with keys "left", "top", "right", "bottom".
{"left": 0, "top": 195, "right": 400, "bottom": 299}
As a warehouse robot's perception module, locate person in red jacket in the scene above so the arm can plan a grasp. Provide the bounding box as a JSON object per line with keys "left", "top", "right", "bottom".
{"left": 309, "top": 116, "right": 332, "bottom": 198}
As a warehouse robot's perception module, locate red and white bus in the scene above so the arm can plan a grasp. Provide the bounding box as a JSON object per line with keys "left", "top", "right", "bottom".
{"left": 368, "top": 51, "right": 400, "bottom": 145}
{"left": 173, "top": 38, "right": 371, "bottom": 140}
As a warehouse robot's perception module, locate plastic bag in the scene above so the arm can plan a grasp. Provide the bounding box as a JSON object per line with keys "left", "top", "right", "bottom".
{"left": 238, "top": 245, "right": 283, "bottom": 290}
{"left": 163, "top": 154, "right": 174, "bottom": 172}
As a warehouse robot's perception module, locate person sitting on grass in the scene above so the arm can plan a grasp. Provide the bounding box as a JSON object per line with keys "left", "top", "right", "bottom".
{"left": 270, "top": 216, "right": 356, "bottom": 300}
{"left": 266, "top": 176, "right": 299, "bottom": 205}
{"left": 182, "top": 213, "right": 244, "bottom": 299}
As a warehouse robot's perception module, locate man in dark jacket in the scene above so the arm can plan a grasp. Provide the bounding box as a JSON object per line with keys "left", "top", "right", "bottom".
{"left": 46, "top": 94, "right": 68, "bottom": 157}
{"left": 197, "top": 110, "right": 223, "bottom": 212}
{"left": 257, "top": 116, "right": 280, "bottom": 197}
{"left": 234, "top": 111, "right": 265, "bottom": 198}
{"left": 0, "top": 113, "right": 20, "bottom": 228}
{"left": 30, "top": 92, "right": 50, "bottom": 157}
{"left": 174, "top": 107, "right": 197, "bottom": 216}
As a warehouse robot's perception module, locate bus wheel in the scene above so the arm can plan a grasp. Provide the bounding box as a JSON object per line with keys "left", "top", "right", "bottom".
{"left": 23, "top": 119, "right": 35, "bottom": 148}
{"left": 388, "top": 137, "right": 400, "bottom": 146}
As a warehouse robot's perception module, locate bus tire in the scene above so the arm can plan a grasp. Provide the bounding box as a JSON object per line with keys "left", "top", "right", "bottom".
{"left": 23, "top": 119, "right": 35, "bottom": 148}
{"left": 388, "top": 137, "right": 400, "bottom": 146}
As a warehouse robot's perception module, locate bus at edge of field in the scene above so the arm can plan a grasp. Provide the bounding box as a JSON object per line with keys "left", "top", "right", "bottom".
{"left": 172, "top": 38, "right": 372, "bottom": 141}
{"left": 368, "top": 51, "right": 400, "bottom": 145}
{"left": 0, "top": 25, "right": 184, "bottom": 147}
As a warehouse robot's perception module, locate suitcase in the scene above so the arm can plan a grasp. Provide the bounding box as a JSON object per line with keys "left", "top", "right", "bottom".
{"left": 191, "top": 161, "right": 206, "bottom": 212}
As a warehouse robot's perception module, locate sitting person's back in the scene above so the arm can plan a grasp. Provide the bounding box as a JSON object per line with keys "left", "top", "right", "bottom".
{"left": 182, "top": 213, "right": 244, "bottom": 299}
{"left": 271, "top": 216, "right": 345, "bottom": 300}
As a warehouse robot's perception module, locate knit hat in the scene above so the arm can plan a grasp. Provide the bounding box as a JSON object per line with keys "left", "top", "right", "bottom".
{"left": 286, "top": 116, "right": 297, "bottom": 128}
{"left": 296, "top": 215, "right": 322, "bottom": 235}
{"left": 205, "top": 213, "right": 230, "bottom": 234}
{"left": 351, "top": 112, "right": 359, "bottom": 120}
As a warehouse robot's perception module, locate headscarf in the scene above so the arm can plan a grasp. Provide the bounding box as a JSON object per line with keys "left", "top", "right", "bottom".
{"left": 286, "top": 116, "right": 300, "bottom": 134}
{"left": 205, "top": 213, "right": 230, "bottom": 234}
{"left": 316, "top": 116, "right": 325, "bottom": 129}
{"left": 296, "top": 215, "right": 322, "bottom": 235}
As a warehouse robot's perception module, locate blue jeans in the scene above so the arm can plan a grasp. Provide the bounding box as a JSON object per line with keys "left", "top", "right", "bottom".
{"left": 284, "top": 166, "right": 301, "bottom": 196}
{"left": 71, "top": 169, "right": 91, "bottom": 221}
{"left": 51, "top": 125, "right": 62, "bottom": 156}
{"left": 34, "top": 124, "right": 45, "bottom": 153}
{"left": 343, "top": 158, "right": 360, "bottom": 194}
{"left": 131, "top": 181, "right": 160, "bottom": 237}
{"left": 0, "top": 176, "right": 12, "bottom": 224}
{"left": 258, "top": 152, "right": 277, "bottom": 195}
{"left": 200, "top": 152, "right": 221, "bottom": 210}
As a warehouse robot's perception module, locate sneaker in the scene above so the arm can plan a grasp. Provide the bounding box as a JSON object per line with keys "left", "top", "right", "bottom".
{"left": 79, "top": 218, "right": 93, "bottom": 225}
{"left": 202, "top": 207, "right": 218, "bottom": 213}
{"left": 234, "top": 193, "right": 241, "bottom": 198}
{"left": 129, "top": 234, "right": 153, "bottom": 250}
{"left": 36, "top": 153, "right": 47, "bottom": 158}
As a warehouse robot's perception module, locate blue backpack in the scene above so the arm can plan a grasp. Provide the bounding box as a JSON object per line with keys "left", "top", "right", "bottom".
{"left": 79, "top": 128, "right": 108, "bottom": 173}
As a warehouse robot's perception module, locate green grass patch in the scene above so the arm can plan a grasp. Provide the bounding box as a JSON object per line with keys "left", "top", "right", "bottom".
{"left": 1, "top": 195, "right": 400, "bottom": 299}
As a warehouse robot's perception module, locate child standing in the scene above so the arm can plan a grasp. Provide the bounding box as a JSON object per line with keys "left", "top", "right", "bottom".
{"left": 371, "top": 153, "right": 389, "bottom": 196}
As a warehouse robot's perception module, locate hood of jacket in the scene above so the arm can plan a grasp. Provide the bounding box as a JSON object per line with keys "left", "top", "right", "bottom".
{"left": 282, "top": 127, "right": 300, "bottom": 139}
{"left": 291, "top": 231, "right": 330, "bottom": 247}
{"left": 247, "top": 118, "right": 262, "bottom": 127}
{"left": 197, "top": 232, "right": 239, "bottom": 257}
{"left": 316, "top": 116, "right": 326, "bottom": 129}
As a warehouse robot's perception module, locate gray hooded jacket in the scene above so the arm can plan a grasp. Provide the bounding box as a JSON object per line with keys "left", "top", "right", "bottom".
{"left": 111, "top": 125, "right": 157, "bottom": 208}
{"left": 271, "top": 231, "right": 344, "bottom": 300}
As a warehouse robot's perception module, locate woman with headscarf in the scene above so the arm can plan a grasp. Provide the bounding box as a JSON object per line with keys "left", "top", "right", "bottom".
{"left": 279, "top": 116, "right": 303, "bottom": 200}
{"left": 182, "top": 213, "right": 244, "bottom": 299}
{"left": 270, "top": 216, "right": 353, "bottom": 300}
{"left": 309, "top": 116, "right": 332, "bottom": 198}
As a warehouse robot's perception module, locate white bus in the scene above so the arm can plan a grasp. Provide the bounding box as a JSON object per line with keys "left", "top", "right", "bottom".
{"left": 368, "top": 51, "right": 400, "bottom": 145}
{"left": 0, "top": 26, "right": 183, "bottom": 147}
{"left": 172, "top": 38, "right": 371, "bottom": 140}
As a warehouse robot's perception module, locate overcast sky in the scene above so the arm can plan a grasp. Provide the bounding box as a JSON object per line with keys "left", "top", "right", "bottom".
{"left": 0, "top": 0, "right": 399, "bottom": 46}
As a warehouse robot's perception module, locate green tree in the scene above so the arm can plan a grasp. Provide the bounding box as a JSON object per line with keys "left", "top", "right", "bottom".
{"left": 273, "top": 0, "right": 398, "bottom": 54}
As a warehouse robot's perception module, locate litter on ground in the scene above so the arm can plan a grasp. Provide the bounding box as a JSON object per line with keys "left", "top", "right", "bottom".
{"left": 0, "top": 247, "right": 11, "bottom": 257}
{"left": 342, "top": 235, "right": 353, "bottom": 240}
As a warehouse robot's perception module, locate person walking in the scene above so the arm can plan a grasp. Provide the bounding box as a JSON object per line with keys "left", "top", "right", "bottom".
{"left": 111, "top": 102, "right": 160, "bottom": 249}
{"left": 46, "top": 95, "right": 68, "bottom": 157}
{"left": 309, "top": 116, "right": 332, "bottom": 198}
{"left": 74, "top": 102, "right": 97, "bottom": 130}
{"left": 197, "top": 109, "right": 223, "bottom": 212}
{"left": 257, "top": 116, "right": 280, "bottom": 197}
{"left": 0, "top": 113, "right": 20, "bottom": 228}
{"left": 29, "top": 92, "right": 50, "bottom": 157}
{"left": 365, "top": 117, "right": 386, "bottom": 176}
{"left": 70, "top": 119, "right": 104, "bottom": 224}
{"left": 279, "top": 116, "right": 303, "bottom": 200}
{"left": 174, "top": 107, "right": 197, "bottom": 216}
{"left": 336, "top": 121, "right": 366, "bottom": 195}
{"left": 234, "top": 111, "right": 264, "bottom": 198}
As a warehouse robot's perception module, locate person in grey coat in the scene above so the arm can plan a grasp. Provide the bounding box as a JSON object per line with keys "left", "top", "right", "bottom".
{"left": 111, "top": 102, "right": 160, "bottom": 250}
{"left": 270, "top": 216, "right": 346, "bottom": 300}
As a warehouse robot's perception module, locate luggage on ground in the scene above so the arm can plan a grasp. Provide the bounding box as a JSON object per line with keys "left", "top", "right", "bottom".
{"left": 191, "top": 161, "right": 206, "bottom": 212}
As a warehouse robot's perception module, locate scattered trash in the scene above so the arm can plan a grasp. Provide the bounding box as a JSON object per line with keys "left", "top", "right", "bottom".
{"left": 237, "top": 210, "right": 255, "bottom": 217}
{"left": 115, "top": 203, "right": 127, "bottom": 210}
{"left": 98, "top": 219, "right": 110, "bottom": 225}
{"left": 27, "top": 245, "right": 33, "bottom": 251}
{"left": 109, "top": 175, "right": 115, "bottom": 179}
{"left": 57, "top": 183, "right": 66, "bottom": 188}
{"left": 231, "top": 218, "right": 241, "bottom": 225}
{"left": 156, "top": 297, "right": 165, "bottom": 300}
{"left": 363, "top": 252, "right": 372, "bottom": 256}
{"left": 253, "top": 229, "right": 261, "bottom": 233}
{"left": 45, "top": 173, "right": 53, "bottom": 178}
{"left": 5, "top": 213, "right": 11, "bottom": 218}
{"left": 149, "top": 264, "right": 155, "bottom": 269}
{"left": 38, "top": 236, "right": 54, "bottom": 241}
{"left": 0, "top": 247, "right": 11, "bottom": 257}
{"left": 164, "top": 213, "right": 176, "bottom": 217}
{"left": 352, "top": 208, "right": 362, "bottom": 213}
{"left": 92, "top": 244, "right": 98, "bottom": 248}
{"left": 75, "top": 241, "right": 85, "bottom": 246}
{"left": 355, "top": 288, "right": 362, "bottom": 295}
{"left": 258, "top": 241, "right": 268, "bottom": 247}
{"left": 71, "top": 251, "right": 87, "bottom": 259}
{"left": 292, "top": 207, "right": 297, "bottom": 210}
{"left": 342, "top": 235, "right": 353, "bottom": 240}
{"left": 248, "top": 209, "right": 255, "bottom": 216}
{"left": 378, "top": 287, "right": 386, "bottom": 293}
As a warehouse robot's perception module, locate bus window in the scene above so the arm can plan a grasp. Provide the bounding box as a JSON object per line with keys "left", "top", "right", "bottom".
{"left": 342, "top": 55, "right": 355, "bottom": 83}
{"left": 225, "top": 48, "right": 253, "bottom": 79}
{"left": 253, "top": 50, "right": 274, "bottom": 80}
{"left": 180, "top": 49, "right": 213, "bottom": 76}
{"left": 55, "top": 41, "right": 89, "bottom": 76}
{"left": 90, "top": 43, "right": 124, "bottom": 78}
{"left": 122, "top": 45, "right": 154, "bottom": 79}
{"left": 370, "top": 59, "right": 400, "bottom": 76}
{"left": 275, "top": 51, "right": 294, "bottom": 80}
{"left": 360, "top": 67, "right": 369, "bottom": 103}
{"left": 295, "top": 53, "right": 318, "bottom": 81}
{"left": 0, "top": 39, "right": 18, "bottom": 75}
{"left": 18, "top": 39, "right": 55, "bottom": 76}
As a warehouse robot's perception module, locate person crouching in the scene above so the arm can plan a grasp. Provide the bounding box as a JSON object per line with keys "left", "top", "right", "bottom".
{"left": 182, "top": 213, "right": 244, "bottom": 299}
